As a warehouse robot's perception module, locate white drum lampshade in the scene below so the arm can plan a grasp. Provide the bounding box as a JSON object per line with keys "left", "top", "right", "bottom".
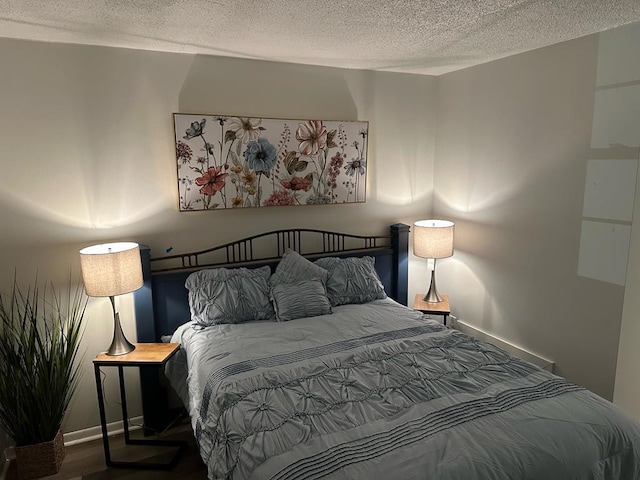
{"left": 413, "top": 220, "right": 454, "bottom": 302}
{"left": 79, "top": 242, "right": 143, "bottom": 355}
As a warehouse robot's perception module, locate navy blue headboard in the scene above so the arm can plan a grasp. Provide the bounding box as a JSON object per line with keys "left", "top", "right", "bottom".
{"left": 133, "top": 223, "right": 409, "bottom": 433}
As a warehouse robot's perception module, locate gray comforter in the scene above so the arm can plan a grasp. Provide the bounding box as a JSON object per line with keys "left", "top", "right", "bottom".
{"left": 167, "top": 298, "right": 640, "bottom": 480}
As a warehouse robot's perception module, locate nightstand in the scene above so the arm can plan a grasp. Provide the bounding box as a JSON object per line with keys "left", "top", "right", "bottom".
{"left": 93, "top": 343, "right": 186, "bottom": 470}
{"left": 414, "top": 293, "right": 451, "bottom": 325}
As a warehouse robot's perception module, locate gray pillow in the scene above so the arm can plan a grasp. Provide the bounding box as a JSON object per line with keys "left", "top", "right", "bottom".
{"left": 314, "top": 256, "right": 387, "bottom": 306}
{"left": 185, "top": 266, "right": 275, "bottom": 325}
{"left": 270, "top": 249, "right": 329, "bottom": 287}
{"left": 271, "top": 280, "right": 332, "bottom": 321}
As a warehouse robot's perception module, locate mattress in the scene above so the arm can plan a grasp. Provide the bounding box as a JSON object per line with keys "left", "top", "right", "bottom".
{"left": 166, "top": 298, "right": 640, "bottom": 480}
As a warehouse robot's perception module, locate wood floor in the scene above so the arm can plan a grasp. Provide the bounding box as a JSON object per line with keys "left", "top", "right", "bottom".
{"left": 6, "top": 421, "right": 208, "bottom": 480}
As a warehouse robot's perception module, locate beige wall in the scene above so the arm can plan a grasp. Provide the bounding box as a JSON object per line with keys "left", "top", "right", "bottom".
{"left": 617, "top": 165, "right": 640, "bottom": 418}
{"left": 611, "top": 22, "right": 640, "bottom": 419}
{"left": 0, "top": 39, "right": 437, "bottom": 433}
{"left": 433, "top": 33, "right": 626, "bottom": 399}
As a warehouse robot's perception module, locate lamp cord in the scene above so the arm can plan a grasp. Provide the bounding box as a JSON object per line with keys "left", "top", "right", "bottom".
{"left": 99, "top": 369, "right": 187, "bottom": 436}
{"left": 99, "top": 369, "right": 113, "bottom": 407}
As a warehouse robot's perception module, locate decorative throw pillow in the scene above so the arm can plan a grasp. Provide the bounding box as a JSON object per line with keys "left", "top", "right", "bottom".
{"left": 185, "top": 266, "right": 275, "bottom": 325}
{"left": 269, "top": 249, "right": 329, "bottom": 287}
{"left": 269, "top": 250, "right": 332, "bottom": 321}
{"left": 314, "top": 256, "right": 387, "bottom": 306}
{"left": 271, "top": 280, "right": 332, "bottom": 321}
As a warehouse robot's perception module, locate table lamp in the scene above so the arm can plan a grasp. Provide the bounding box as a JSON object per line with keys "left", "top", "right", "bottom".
{"left": 79, "top": 242, "right": 143, "bottom": 356}
{"left": 413, "top": 220, "right": 454, "bottom": 303}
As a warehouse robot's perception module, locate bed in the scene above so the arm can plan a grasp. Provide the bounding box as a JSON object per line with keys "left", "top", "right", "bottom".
{"left": 133, "top": 224, "right": 640, "bottom": 480}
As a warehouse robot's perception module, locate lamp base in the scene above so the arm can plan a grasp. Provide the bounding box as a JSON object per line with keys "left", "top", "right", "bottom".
{"left": 423, "top": 269, "right": 444, "bottom": 303}
{"left": 106, "top": 330, "right": 136, "bottom": 356}
{"left": 106, "top": 297, "right": 136, "bottom": 356}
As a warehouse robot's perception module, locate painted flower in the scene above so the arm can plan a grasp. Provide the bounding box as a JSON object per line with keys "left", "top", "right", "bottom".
{"left": 232, "top": 196, "right": 243, "bottom": 208}
{"left": 244, "top": 138, "right": 277, "bottom": 173}
{"left": 242, "top": 171, "right": 257, "bottom": 185}
{"left": 327, "top": 152, "right": 344, "bottom": 189}
{"left": 203, "top": 142, "right": 215, "bottom": 155}
{"left": 263, "top": 190, "right": 296, "bottom": 206}
{"left": 195, "top": 166, "right": 228, "bottom": 196}
{"left": 296, "top": 120, "right": 327, "bottom": 156}
{"left": 228, "top": 117, "right": 262, "bottom": 144}
{"left": 280, "top": 176, "right": 312, "bottom": 192}
{"left": 176, "top": 141, "right": 193, "bottom": 163}
{"left": 183, "top": 119, "right": 206, "bottom": 139}
{"left": 231, "top": 165, "right": 244, "bottom": 174}
{"left": 345, "top": 158, "right": 366, "bottom": 176}
{"left": 306, "top": 193, "right": 332, "bottom": 204}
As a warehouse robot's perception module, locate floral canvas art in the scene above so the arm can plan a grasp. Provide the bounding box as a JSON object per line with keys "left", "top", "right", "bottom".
{"left": 174, "top": 114, "right": 368, "bottom": 211}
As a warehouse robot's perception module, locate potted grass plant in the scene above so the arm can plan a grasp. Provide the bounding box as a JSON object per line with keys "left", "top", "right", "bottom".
{"left": 0, "top": 277, "right": 86, "bottom": 479}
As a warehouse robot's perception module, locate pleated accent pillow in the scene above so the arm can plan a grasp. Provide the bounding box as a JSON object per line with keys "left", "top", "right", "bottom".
{"left": 185, "top": 266, "right": 275, "bottom": 325}
{"left": 314, "top": 256, "right": 387, "bottom": 306}
{"left": 270, "top": 249, "right": 329, "bottom": 286}
{"left": 271, "top": 280, "right": 332, "bottom": 321}
{"left": 270, "top": 250, "right": 332, "bottom": 321}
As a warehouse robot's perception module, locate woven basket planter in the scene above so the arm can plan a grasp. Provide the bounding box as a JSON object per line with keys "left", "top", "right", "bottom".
{"left": 14, "top": 429, "right": 65, "bottom": 479}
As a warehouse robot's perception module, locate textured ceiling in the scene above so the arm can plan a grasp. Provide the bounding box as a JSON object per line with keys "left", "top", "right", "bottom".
{"left": 1, "top": 0, "right": 640, "bottom": 75}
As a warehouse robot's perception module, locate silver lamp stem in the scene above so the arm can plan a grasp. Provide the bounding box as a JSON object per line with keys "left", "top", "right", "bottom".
{"left": 107, "top": 295, "right": 136, "bottom": 356}
{"left": 423, "top": 258, "right": 444, "bottom": 303}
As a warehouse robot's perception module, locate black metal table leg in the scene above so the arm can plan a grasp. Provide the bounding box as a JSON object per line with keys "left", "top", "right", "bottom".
{"left": 94, "top": 363, "right": 114, "bottom": 465}
{"left": 94, "top": 364, "right": 187, "bottom": 470}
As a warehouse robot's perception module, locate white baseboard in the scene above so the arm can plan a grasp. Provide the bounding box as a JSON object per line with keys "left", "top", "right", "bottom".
{"left": 63, "top": 416, "right": 144, "bottom": 446}
{"left": 454, "top": 319, "right": 555, "bottom": 372}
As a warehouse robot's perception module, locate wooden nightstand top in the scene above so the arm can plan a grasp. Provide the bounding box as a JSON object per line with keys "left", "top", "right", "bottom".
{"left": 93, "top": 343, "right": 180, "bottom": 366}
{"left": 414, "top": 294, "right": 450, "bottom": 315}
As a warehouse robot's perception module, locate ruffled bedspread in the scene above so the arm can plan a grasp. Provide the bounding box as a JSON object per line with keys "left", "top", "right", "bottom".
{"left": 167, "top": 299, "right": 640, "bottom": 480}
